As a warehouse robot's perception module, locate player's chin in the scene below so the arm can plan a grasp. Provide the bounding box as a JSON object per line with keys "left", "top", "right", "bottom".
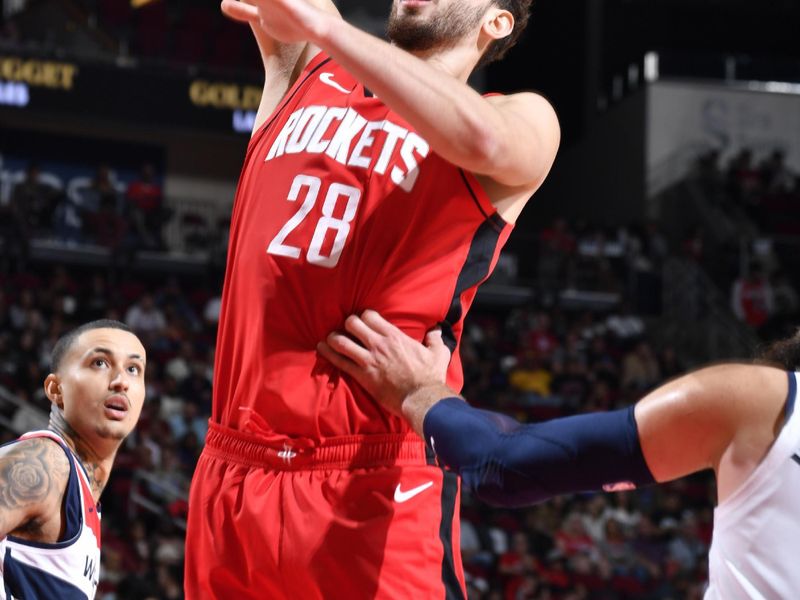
{"left": 387, "top": 22, "right": 436, "bottom": 52}
{"left": 96, "top": 423, "right": 131, "bottom": 441}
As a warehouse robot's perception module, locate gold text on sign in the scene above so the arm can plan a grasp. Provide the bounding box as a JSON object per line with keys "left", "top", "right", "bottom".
{"left": 189, "top": 80, "right": 262, "bottom": 111}
{"left": 0, "top": 57, "right": 78, "bottom": 90}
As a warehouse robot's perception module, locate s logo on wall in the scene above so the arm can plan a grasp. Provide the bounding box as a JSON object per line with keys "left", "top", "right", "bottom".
{"left": 647, "top": 80, "right": 800, "bottom": 194}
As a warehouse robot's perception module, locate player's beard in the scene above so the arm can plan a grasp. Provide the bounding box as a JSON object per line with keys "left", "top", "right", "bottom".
{"left": 387, "top": 1, "right": 490, "bottom": 53}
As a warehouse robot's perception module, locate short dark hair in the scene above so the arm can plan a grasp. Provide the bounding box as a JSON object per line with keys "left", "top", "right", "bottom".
{"left": 479, "top": 0, "right": 533, "bottom": 68}
{"left": 50, "top": 319, "right": 134, "bottom": 373}
{"left": 756, "top": 328, "right": 800, "bottom": 372}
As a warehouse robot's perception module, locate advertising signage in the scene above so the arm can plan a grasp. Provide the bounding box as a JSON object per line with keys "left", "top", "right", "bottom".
{"left": 0, "top": 54, "right": 262, "bottom": 136}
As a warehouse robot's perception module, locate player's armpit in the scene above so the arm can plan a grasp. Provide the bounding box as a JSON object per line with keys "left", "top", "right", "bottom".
{"left": 0, "top": 438, "right": 70, "bottom": 539}
{"left": 221, "top": 0, "right": 342, "bottom": 134}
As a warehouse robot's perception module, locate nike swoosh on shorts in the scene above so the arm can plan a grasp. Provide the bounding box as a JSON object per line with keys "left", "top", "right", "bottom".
{"left": 394, "top": 481, "right": 434, "bottom": 503}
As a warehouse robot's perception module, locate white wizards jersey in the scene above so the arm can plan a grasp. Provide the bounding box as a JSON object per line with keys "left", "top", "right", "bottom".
{"left": 705, "top": 371, "right": 800, "bottom": 599}
{"left": 0, "top": 431, "right": 101, "bottom": 599}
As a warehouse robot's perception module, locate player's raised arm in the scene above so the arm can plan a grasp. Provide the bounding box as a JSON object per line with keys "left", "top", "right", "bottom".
{"left": 315, "top": 17, "right": 561, "bottom": 192}
{"left": 220, "top": 0, "right": 342, "bottom": 134}
{"left": 223, "top": 0, "right": 560, "bottom": 200}
{"left": 0, "top": 438, "right": 70, "bottom": 539}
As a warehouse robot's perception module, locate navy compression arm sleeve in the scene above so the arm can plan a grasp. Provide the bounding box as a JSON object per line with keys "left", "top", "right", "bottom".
{"left": 423, "top": 398, "right": 655, "bottom": 508}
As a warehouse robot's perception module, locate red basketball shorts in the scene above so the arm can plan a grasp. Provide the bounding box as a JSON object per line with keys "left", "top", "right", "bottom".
{"left": 184, "top": 422, "right": 466, "bottom": 599}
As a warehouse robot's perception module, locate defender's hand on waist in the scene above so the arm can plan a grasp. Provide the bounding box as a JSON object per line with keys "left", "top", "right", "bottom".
{"left": 317, "top": 310, "right": 450, "bottom": 415}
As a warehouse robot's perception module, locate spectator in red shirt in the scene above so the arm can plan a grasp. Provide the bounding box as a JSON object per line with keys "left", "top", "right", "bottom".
{"left": 127, "top": 163, "right": 170, "bottom": 250}
{"left": 731, "top": 262, "right": 774, "bottom": 330}
{"left": 555, "top": 513, "right": 596, "bottom": 559}
{"left": 526, "top": 313, "right": 558, "bottom": 358}
{"left": 499, "top": 531, "right": 537, "bottom": 576}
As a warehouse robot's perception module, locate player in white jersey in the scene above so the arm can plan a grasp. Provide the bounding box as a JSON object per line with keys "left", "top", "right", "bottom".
{"left": 318, "top": 311, "right": 800, "bottom": 599}
{"left": 0, "top": 320, "right": 146, "bottom": 599}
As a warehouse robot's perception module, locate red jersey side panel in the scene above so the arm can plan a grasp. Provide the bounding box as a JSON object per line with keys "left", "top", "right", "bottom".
{"left": 213, "top": 54, "right": 512, "bottom": 440}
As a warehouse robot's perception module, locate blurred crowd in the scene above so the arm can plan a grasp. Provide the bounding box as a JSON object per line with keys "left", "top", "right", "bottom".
{"left": 0, "top": 161, "right": 233, "bottom": 271}
{"left": 695, "top": 147, "right": 800, "bottom": 236}
{"left": 0, "top": 162, "right": 171, "bottom": 258}
{"left": 2, "top": 145, "right": 798, "bottom": 597}
{"left": 0, "top": 266, "right": 219, "bottom": 600}
{"left": 1, "top": 0, "right": 262, "bottom": 74}
{"left": 2, "top": 1, "right": 798, "bottom": 596}
{"left": 0, "top": 249, "right": 715, "bottom": 599}
{"left": 455, "top": 305, "right": 712, "bottom": 599}
{"left": 530, "top": 217, "right": 667, "bottom": 315}
{"left": 692, "top": 147, "right": 800, "bottom": 339}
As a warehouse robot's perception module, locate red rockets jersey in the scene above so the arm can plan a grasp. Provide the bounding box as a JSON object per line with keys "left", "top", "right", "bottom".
{"left": 213, "top": 53, "right": 513, "bottom": 441}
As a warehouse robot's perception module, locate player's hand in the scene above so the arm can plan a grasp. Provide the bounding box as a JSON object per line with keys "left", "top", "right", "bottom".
{"left": 317, "top": 310, "right": 451, "bottom": 416}
{"left": 220, "top": 0, "right": 332, "bottom": 45}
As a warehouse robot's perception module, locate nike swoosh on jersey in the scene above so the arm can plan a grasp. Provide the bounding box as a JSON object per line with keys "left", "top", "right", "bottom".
{"left": 394, "top": 481, "right": 434, "bottom": 503}
{"left": 319, "top": 72, "right": 353, "bottom": 94}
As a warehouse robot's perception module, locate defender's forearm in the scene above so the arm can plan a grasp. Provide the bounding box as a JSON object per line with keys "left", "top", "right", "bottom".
{"left": 423, "top": 399, "right": 656, "bottom": 508}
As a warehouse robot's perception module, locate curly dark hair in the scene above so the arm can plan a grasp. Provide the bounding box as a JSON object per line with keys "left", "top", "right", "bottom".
{"left": 756, "top": 328, "right": 800, "bottom": 372}
{"left": 479, "top": 0, "right": 533, "bottom": 68}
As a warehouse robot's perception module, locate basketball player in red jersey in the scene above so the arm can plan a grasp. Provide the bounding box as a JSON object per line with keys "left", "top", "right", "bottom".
{"left": 184, "top": 0, "right": 560, "bottom": 597}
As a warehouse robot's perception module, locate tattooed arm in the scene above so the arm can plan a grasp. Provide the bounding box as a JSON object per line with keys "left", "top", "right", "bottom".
{"left": 0, "top": 438, "right": 70, "bottom": 540}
